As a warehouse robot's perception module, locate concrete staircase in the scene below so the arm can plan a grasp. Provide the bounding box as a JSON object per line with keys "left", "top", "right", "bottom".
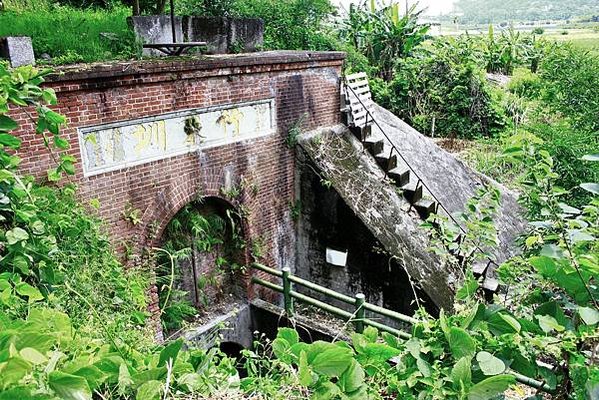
{"left": 341, "top": 72, "right": 499, "bottom": 296}
{"left": 342, "top": 73, "right": 438, "bottom": 221}
{"left": 357, "top": 127, "right": 437, "bottom": 220}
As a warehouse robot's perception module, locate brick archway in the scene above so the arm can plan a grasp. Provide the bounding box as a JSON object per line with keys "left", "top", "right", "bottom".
{"left": 8, "top": 52, "right": 343, "bottom": 341}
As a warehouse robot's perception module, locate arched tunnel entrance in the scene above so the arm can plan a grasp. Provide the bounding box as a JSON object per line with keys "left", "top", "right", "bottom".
{"left": 156, "top": 196, "right": 248, "bottom": 335}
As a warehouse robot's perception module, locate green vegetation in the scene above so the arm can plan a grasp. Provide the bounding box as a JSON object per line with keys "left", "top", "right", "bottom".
{"left": 452, "top": 0, "right": 599, "bottom": 23}
{"left": 0, "top": 3, "right": 139, "bottom": 64}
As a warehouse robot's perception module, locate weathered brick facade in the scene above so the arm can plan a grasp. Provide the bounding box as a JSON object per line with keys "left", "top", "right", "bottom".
{"left": 9, "top": 51, "right": 344, "bottom": 338}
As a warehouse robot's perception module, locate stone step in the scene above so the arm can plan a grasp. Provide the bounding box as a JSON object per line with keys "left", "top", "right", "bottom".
{"left": 482, "top": 277, "right": 499, "bottom": 293}
{"left": 472, "top": 260, "right": 490, "bottom": 277}
{"left": 364, "top": 138, "right": 384, "bottom": 155}
{"left": 413, "top": 198, "right": 436, "bottom": 220}
{"left": 350, "top": 125, "right": 372, "bottom": 141}
{"left": 388, "top": 167, "right": 410, "bottom": 187}
{"left": 400, "top": 180, "right": 423, "bottom": 203}
{"left": 374, "top": 152, "right": 397, "bottom": 172}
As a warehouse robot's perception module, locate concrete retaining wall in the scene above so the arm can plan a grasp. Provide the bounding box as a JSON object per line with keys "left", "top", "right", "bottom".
{"left": 130, "top": 16, "right": 264, "bottom": 56}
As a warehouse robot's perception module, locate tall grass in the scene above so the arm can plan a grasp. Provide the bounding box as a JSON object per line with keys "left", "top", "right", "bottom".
{"left": 0, "top": 3, "right": 140, "bottom": 64}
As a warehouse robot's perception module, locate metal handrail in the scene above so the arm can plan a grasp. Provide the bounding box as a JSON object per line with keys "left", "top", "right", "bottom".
{"left": 253, "top": 263, "right": 415, "bottom": 327}
{"left": 251, "top": 263, "right": 554, "bottom": 393}
{"left": 343, "top": 81, "right": 500, "bottom": 270}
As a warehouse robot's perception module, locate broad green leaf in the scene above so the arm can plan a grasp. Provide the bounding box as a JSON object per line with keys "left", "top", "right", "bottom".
{"left": 568, "top": 229, "right": 595, "bottom": 243}
{"left": 157, "top": 338, "right": 182, "bottom": 367}
{"left": 578, "top": 307, "right": 599, "bottom": 325}
{"left": 457, "top": 275, "right": 479, "bottom": 301}
{"left": 558, "top": 203, "right": 580, "bottom": 215}
{"left": 45, "top": 110, "right": 66, "bottom": 125}
{"left": 416, "top": 357, "right": 432, "bottom": 377}
{"left": 351, "top": 333, "right": 368, "bottom": 354}
{"left": 580, "top": 183, "right": 599, "bottom": 195}
{"left": 289, "top": 342, "right": 310, "bottom": 361}
{"left": 339, "top": 359, "right": 364, "bottom": 393}
{"left": 47, "top": 168, "right": 62, "bottom": 182}
{"left": 346, "top": 385, "right": 368, "bottom": 400}
{"left": 439, "top": 309, "right": 450, "bottom": 341}
{"left": 13, "top": 256, "right": 29, "bottom": 274}
{"left": 449, "top": 327, "right": 476, "bottom": 359}
{"left": 131, "top": 367, "right": 166, "bottom": 387}
{"left": 15, "top": 282, "right": 44, "bottom": 303}
{"left": 529, "top": 256, "right": 557, "bottom": 277}
{"left": 536, "top": 315, "right": 564, "bottom": 333}
{"left": 118, "top": 363, "right": 133, "bottom": 394}
{"left": 0, "top": 356, "right": 31, "bottom": 386}
{"left": 277, "top": 327, "right": 299, "bottom": 346}
{"left": 357, "top": 343, "right": 401, "bottom": 365}
{"left": 0, "top": 169, "right": 13, "bottom": 182}
{"left": 42, "top": 88, "right": 57, "bottom": 105}
{"left": 405, "top": 338, "right": 421, "bottom": 358}
{"left": 534, "top": 301, "right": 569, "bottom": 328}
{"left": 6, "top": 227, "right": 29, "bottom": 245}
{"left": 363, "top": 326, "right": 378, "bottom": 343}
{"left": 476, "top": 351, "right": 505, "bottom": 376}
{"left": 539, "top": 244, "right": 564, "bottom": 259}
{"left": 61, "top": 160, "right": 76, "bottom": 175}
{"left": 451, "top": 356, "right": 472, "bottom": 387}
{"left": 73, "top": 365, "right": 106, "bottom": 390}
{"left": 500, "top": 313, "right": 520, "bottom": 332}
{"left": 272, "top": 338, "right": 292, "bottom": 363}
{"left": 31, "top": 220, "right": 45, "bottom": 235}
{"left": 54, "top": 136, "right": 70, "bottom": 150}
{"left": 0, "top": 387, "right": 36, "bottom": 400}
{"left": 28, "top": 308, "right": 71, "bottom": 337}
{"left": 0, "top": 133, "right": 21, "bottom": 149}
{"left": 298, "top": 351, "right": 312, "bottom": 386}
{"left": 467, "top": 374, "right": 515, "bottom": 400}
{"left": 312, "top": 381, "right": 341, "bottom": 400}
{"left": 310, "top": 345, "right": 353, "bottom": 377}
{"left": 20, "top": 347, "right": 47, "bottom": 365}
{"left": 0, "top": 115, "right": 18, "bottom": 131}
{"left": 48, "top": 371, "right": 92, "bottom": 400}
{"left": 136, "top": 380, "right": 162, "bottom": 400}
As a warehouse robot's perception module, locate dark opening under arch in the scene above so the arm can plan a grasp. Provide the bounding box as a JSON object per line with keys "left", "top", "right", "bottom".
{"left": 156, "top": 196, "right": 247, "bottom": 334}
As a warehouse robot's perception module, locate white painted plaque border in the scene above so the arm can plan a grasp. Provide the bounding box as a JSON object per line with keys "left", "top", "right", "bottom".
{"left": 78, "top": 98, "right": 276, "bottom": 177}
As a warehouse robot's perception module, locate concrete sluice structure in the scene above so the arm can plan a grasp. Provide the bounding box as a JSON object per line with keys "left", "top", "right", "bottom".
{"left": 8, "top": 51, "right": 526, "bottom": 344}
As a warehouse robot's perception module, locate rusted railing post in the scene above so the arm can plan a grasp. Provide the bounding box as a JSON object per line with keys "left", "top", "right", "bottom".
{"left": 354, "top": 293, "right": 365, "bottom": 333}
{"left": 282, "top": 267, "right": 294, "bottom": 317}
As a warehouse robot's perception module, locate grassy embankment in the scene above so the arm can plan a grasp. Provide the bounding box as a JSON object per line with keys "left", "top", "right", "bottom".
{"left": 0, "top": 2, "right": 139, "bottom": 64}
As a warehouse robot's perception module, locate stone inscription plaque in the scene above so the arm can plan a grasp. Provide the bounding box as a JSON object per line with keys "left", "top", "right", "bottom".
{"left": 78, "top": 99, "right": 275, "bottom": 176}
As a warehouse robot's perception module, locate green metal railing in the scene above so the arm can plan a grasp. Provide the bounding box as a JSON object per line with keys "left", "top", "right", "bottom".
{"left": 252, "top": 262, "right": 414, "bottom": 339}
{"left": 251, "top": 263, "right": 555, "bottom": 394}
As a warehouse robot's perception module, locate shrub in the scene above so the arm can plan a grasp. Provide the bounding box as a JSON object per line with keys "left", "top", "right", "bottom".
{"left": 506, "top": 68, "right": 543, "bottom": 99}
{"left": 380, "top": 37, "right": 506, "bottom": 139}
{"left": 528, "top": 121, "right": 599, "bottom": 207}
{"left": 532, "top": 27, "right": 544, "bottom": 34}
{"left": 539, "top": 43, "right": 599, "bottom": 133}
{"left": 233, "top": 0, "right": 338, "bottom": 51}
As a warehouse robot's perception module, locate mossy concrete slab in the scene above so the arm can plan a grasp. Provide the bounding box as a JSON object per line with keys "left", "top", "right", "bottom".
{"left": 299, "top": 125, "right": 458, "bottom": 311}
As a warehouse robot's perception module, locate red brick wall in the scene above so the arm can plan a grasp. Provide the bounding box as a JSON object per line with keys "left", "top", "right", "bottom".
{"left": 9, "top": 51, "right": 344, "bottom": 339}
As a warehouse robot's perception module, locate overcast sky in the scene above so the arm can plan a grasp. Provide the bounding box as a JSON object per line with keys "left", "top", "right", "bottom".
{"left": 332, "top": 0, "right": 456, "bottom": 16}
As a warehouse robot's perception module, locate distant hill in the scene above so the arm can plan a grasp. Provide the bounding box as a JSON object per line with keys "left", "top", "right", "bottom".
{"left": 451, "top": 0, "right": 599, "bottom": 23}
